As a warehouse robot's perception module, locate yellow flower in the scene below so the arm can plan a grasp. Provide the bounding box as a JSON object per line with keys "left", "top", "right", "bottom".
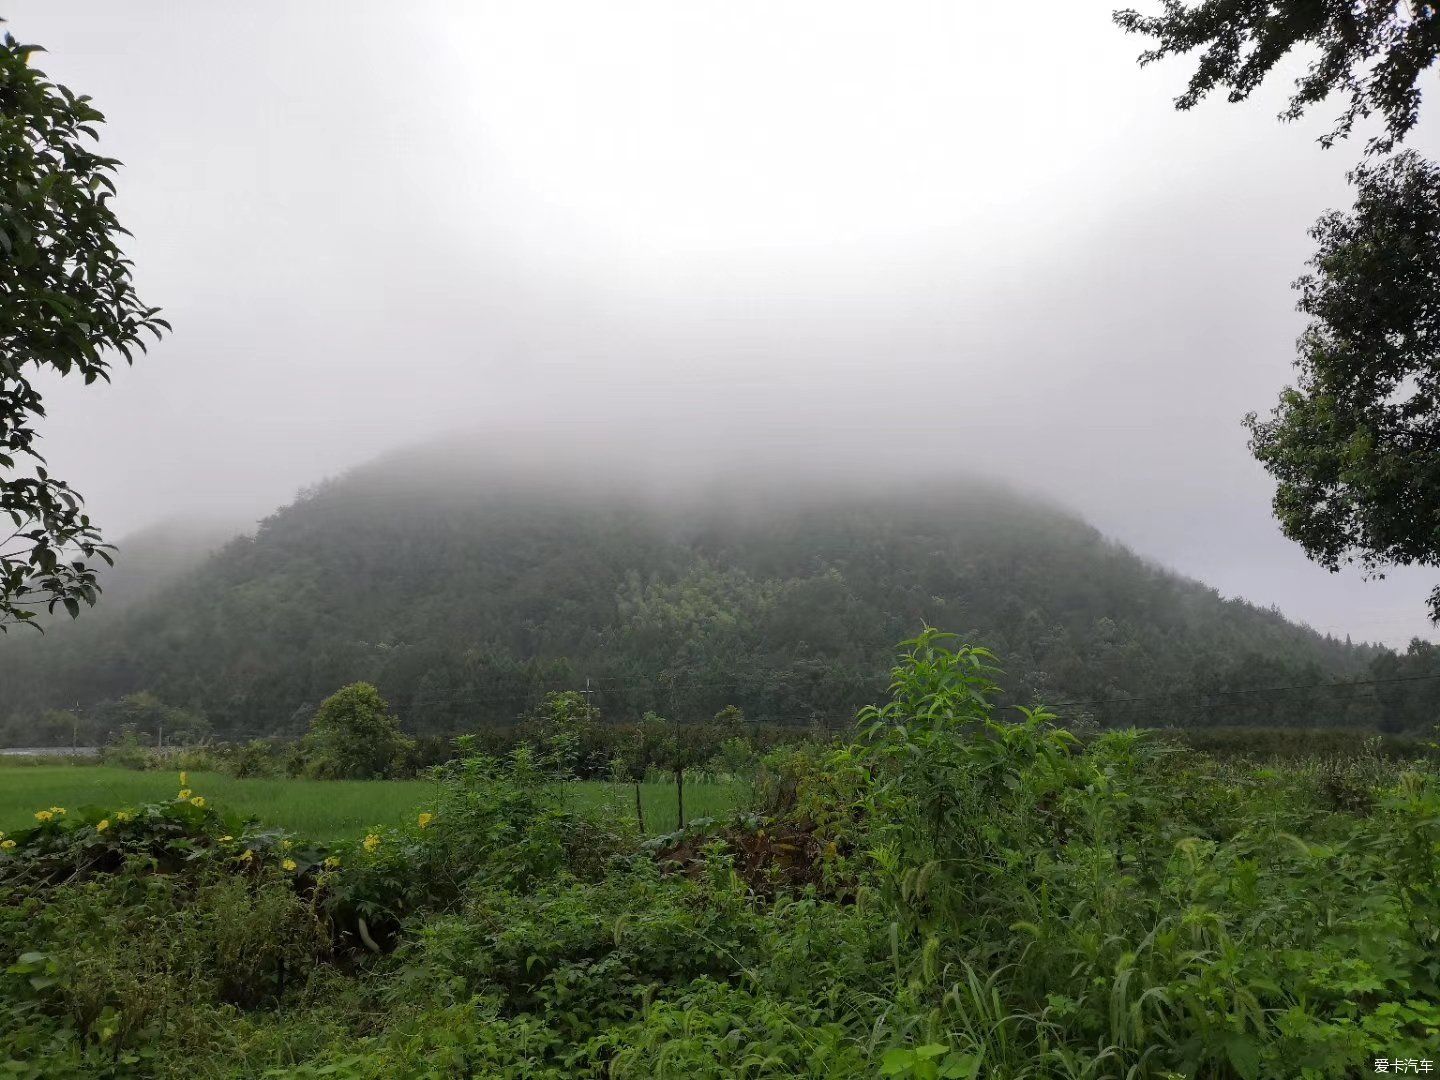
{"left": 179, "top": 771, "right": 188, "bottom": 787}
{"left": 362, "top": 833, "right": 382, "bottom": 853}
{"left": 281, "top": 858, "right": 298, "bottom": 872}
{"left": 49, "top": 807, "right": 65, "bottom": 817}
{"left": 0, "top": 840, "right": 14, "bottom": 851}
{"left": 97, "top": 820, "right": 110, "bottom": 832}
{"left": 281, "top": 839, "right": 293, "bottom": 852}
{"left": 190, "top": 796, "right": 205, "bottom": 808}
{"left": 34, "top": 811, "right": 53, "bottom": 823}
{"left": 323, "top": 856, "right": 341, "bottom": 870}
{"left": 177, "top": 789, "right": 192, "bottom": 800}
{"left": 0, "top": 832, "right": 5, "bottom": 841}
{"left": 417, "top": 812, "right": 434, "bottom": 830}
{"left": 239, "top": 849, "right": 255, "bottom": 862}
{"left": 219, "top": 835, "right": 234, "bottom": 843}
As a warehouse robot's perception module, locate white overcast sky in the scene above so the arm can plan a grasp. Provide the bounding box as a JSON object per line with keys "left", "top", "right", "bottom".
{"left": 8, "top": 1, "right": 1440, "bottom": 646}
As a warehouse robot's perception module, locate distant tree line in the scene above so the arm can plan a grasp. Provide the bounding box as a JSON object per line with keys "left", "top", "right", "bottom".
{"left": 11, "top": 635, "right": 1440, "bottom": 757}
{"left": 0, "top": 691, "right": 207, "bottom": 749}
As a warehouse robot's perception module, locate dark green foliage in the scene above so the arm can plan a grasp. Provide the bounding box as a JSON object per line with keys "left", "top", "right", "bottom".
{"left": 296, "top": 683, "right": 413, "bottom": 780}
{"left": 611, "top": 711, "right": 672, "bottom": 831}
{"left": 1245, "top": 152, "right": 1440, "bottom": 620}
{"left": 7, "top": 631, "right": 1440, "bottom": 1075}
{"left": 0, "top": 871, "right": 326, "bottom": 1073}
{"left": 419, "top": 741, "right": 620, "bottom": 892}
{"left": 320, "top": 742, "right": 629, "bottom": 949}
{"left": 94, "top": 692, "right": 208, "bottom": 745}
{"left": 1117, "top": 5, "right": 1440, "bottom": 624}
{"left": 1114, "top": 0, "right": 1440, "bottom": 154}
{"left": 656, "top": 714, "right": 713, "bottom": 828}
{"left": 0, "top": 707, "right": 91, "bottom": 749}
{"left": 228, "top": 739, "right": 284, "bottom": 779}
{"left": 1, "top": 456, "right": 1411, "bottom": 738}
{"left": 713, "top": 703, "right": 746, "bottom": 739}
{"left": 589, "top": 979, "right": 875, "bottom": 1078}
{"left": 0, "top": 25, "right": 167, "bottom": 632}
{"left": 1157, "top": 724, "right": 1429, "bottom": 759}
{"left": 416, "top": 869, "right": 759, "bottom": 1039}
{"left": 0, "top": 784, "right": 330, "bottom": 1075}
{"left": 521, "top": 690, "right": 603, "bottom": 774}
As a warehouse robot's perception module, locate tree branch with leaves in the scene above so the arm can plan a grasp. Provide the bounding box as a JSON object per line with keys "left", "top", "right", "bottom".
{"left": 1114, "top": 0, "right": 1440, "bottom": 155}
{"left": 1117, "top": 2, "right": 1440, "bottom": 621}
{"left": 1246, "top": 152, "right": 1440, "bottom": 618}
{"left": 0, "top": 25, "right": 167, "bottom": 631}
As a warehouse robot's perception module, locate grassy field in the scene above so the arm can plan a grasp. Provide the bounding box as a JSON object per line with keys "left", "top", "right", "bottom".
{"left": 570, "top": 778, "right": 746, "bottom": 835}
{"left": 0, "top": 764, "right": 742, "bottom": 838}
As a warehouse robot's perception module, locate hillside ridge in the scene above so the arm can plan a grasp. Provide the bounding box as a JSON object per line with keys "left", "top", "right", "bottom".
{"left": 3, "top": 445, "right": 1418, "bottom": 736}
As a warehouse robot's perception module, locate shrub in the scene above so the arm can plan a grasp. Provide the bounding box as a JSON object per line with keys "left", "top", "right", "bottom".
{"left": 0, "top": 868, "right": 328, "bottom": 1062}
{"left": 298, "top": 683, "right": 413, "bottom": 780}
{"left": 98, "top": 731, "right": 152, "bottom": 770}
{"left": 225, "top": 738, "right": 283, "bottom": 778}
{"left": 521, "top": 690, "right": 603, "bottom": 775}
{"left": 321, "top": 741, "right": 630, "bottom": 949}
{"left": 417, "top": 867, "right": 757, "bottom": 1039}
{"left": 588, "top": 979, "right": 871, "bottom": 1078}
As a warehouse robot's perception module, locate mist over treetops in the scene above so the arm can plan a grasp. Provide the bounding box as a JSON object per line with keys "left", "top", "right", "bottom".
{"left": 7, "top": 437, "right": 1430, "bottom": 739}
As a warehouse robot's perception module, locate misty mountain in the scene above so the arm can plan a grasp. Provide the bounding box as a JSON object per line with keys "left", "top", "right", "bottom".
{"left": 0, "top": 444, "right": 1410, "bottom": 738}
{"left": 81, "top": 519, "right": 244, "bottom": 613}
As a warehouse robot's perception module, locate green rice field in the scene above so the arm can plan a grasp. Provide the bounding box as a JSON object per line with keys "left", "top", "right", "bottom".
{"left": 0, "top": 763, "right": 741, "bottom": 838}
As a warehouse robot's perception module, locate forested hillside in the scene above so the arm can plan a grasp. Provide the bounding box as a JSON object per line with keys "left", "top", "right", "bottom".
{"left": 4, "top": 445, "right": 1433, "bottom": 739}
{"left": 66, "top": 519, "right": 242, "bottom": 613}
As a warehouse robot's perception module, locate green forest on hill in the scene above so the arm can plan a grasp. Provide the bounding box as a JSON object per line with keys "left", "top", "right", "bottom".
{"left": 5, "top": 449, "right": 1437, "bottom": 744}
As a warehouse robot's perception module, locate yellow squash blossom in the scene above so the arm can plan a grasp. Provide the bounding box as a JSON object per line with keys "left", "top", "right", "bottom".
{"left": 323, "top": 856, "right": 341, "bottom": 869}
{"left": 115, "top": 810, "right": 133, "bottom": 823}
{"left": 34, "top": 811, "right": 53, "bottom": 823}
{"left": 177, "top": 789, "right": 192, "bottom": 800}
{"left": 219, "top": 835, "right": 234, "bottom": 843}
{"left": 49, "top": 807, "right": 65, "bottom": 817}
{"left": 363, "top": 833, "right": 382, "bottom": 853}
{"left": 179, "top": 771, "right": 188, "bottom": 787}
{"left": 0, "top": 840, "right": 14, "bottom": 851}
{"left": 417, "top": 812, "right": 434, "bottom": 829}
{"left": 281, "top": 839, "right": 292, "bottom": 852}
{"left": 97, "top": 820, "right": 110, "bottom": 832}
{"left": 281, "top": 858, "right": 298, "bottom": 872}
{"left": 239, "top": 849, "right": 255, "bottom": 862}
{"left": 190, "top": 796, "right": 206, "bottom": 808}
